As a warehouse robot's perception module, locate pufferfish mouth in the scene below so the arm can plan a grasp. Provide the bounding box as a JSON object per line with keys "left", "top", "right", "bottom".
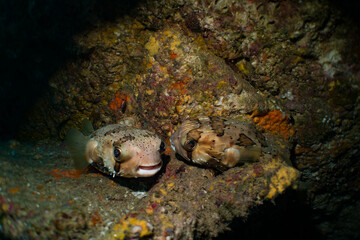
{"left": 136, "top": 161, "right": 163, "bottom": 177}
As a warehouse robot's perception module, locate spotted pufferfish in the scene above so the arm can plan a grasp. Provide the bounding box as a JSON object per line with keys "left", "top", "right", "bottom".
{"left": 66, "top": 120, "right": 164, "bottom": 178}
{"left": 170, "top": 116, "right": 267, "bottom": 171}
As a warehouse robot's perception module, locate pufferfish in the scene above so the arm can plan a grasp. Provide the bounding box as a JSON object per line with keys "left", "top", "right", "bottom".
{"left": 170, "top": 116, "right": 266, "bottom": 171}
{"left": 65, "top": 120, "right": 164, "bottom": 178}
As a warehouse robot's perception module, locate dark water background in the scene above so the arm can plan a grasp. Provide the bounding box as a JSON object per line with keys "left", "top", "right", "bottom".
{"left": 0, "top": 0, "right": 140, "bottom": 140}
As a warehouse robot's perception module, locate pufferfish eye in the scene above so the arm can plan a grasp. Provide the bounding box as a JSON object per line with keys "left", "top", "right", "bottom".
{"left": 113, "top": 147, "right": 121, "bottom": 160}
{"left": 183, "top": 139, "right": 197, "bottom": 152}
{"left": 159, "top": 141, "right": 165, "bottom": 153}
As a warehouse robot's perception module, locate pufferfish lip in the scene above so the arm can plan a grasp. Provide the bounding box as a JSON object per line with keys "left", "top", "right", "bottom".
{"left": 136, "top": 161, "right": 163, "bottom": 177}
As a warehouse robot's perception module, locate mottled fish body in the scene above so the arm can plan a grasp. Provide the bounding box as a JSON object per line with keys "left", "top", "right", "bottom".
{"left": 170, "top": 116, "right": 266, "bottom": 170}
{"left": 66, "top": 121, "right": 164, "bottom": 178}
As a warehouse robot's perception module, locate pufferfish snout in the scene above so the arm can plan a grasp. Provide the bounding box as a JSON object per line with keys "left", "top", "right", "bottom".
{"left": 66, "top": 120, "right": 165, "bottom": 178}
{"left": 170, "top": 116, "right": 266, "bottom": 170}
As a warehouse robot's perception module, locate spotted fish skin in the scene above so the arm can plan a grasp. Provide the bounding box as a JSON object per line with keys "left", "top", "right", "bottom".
{"left": 66, "top": 123, "right": 164, "bottom": 178}
{"left": 170, "top": 116, "right": 266, "bottom": 170}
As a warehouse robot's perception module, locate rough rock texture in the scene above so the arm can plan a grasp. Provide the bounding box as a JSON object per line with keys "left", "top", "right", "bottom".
{"left": 0, "top": 140, "right": 298, "bottom": 239}
{"left": 13, "top": 0, "right": 360, "bottom": 239}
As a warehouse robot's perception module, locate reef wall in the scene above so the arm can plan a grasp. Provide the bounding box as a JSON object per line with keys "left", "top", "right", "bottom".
{"left": 14, "top": 0, "right": 360, "bottom": 238}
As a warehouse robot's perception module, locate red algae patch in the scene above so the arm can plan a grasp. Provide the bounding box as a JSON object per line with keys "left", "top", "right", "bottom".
{"left": 170, "top": 50, "right": 178, "bottom": 59}
{"left": 46, "top": 169, "right": 84, "bottom": 180}
{"left": 89, "top": 211, "right": 103, "bottom": 226}
{"left": 109, "top": 92, "right": 129, "bottom": 113}
{"left": 249, "top": 110, "right": 295, "bottom": 139}
{"left": 39, "top": 196, "right": 56, "bottom": 200}
{"left": 9, "top": 187, "right": 20, "bottom": 194}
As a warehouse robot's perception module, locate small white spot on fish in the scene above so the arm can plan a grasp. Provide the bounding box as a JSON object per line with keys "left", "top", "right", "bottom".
{"left": 131, "top": 191, "right": 147, "bottom": 199}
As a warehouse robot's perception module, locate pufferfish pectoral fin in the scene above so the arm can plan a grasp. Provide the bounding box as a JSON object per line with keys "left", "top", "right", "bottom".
{"left": 224, "top": 146, "right": 261, "bottom": 167}
{"left": 237, "top": 146, "right": 261, "bottom": 163}
{"left": 65, "top": 128, "right": 90, "bottom": 170}
{"left": 81, "top": 119, "right": 94, "bottom": 136}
